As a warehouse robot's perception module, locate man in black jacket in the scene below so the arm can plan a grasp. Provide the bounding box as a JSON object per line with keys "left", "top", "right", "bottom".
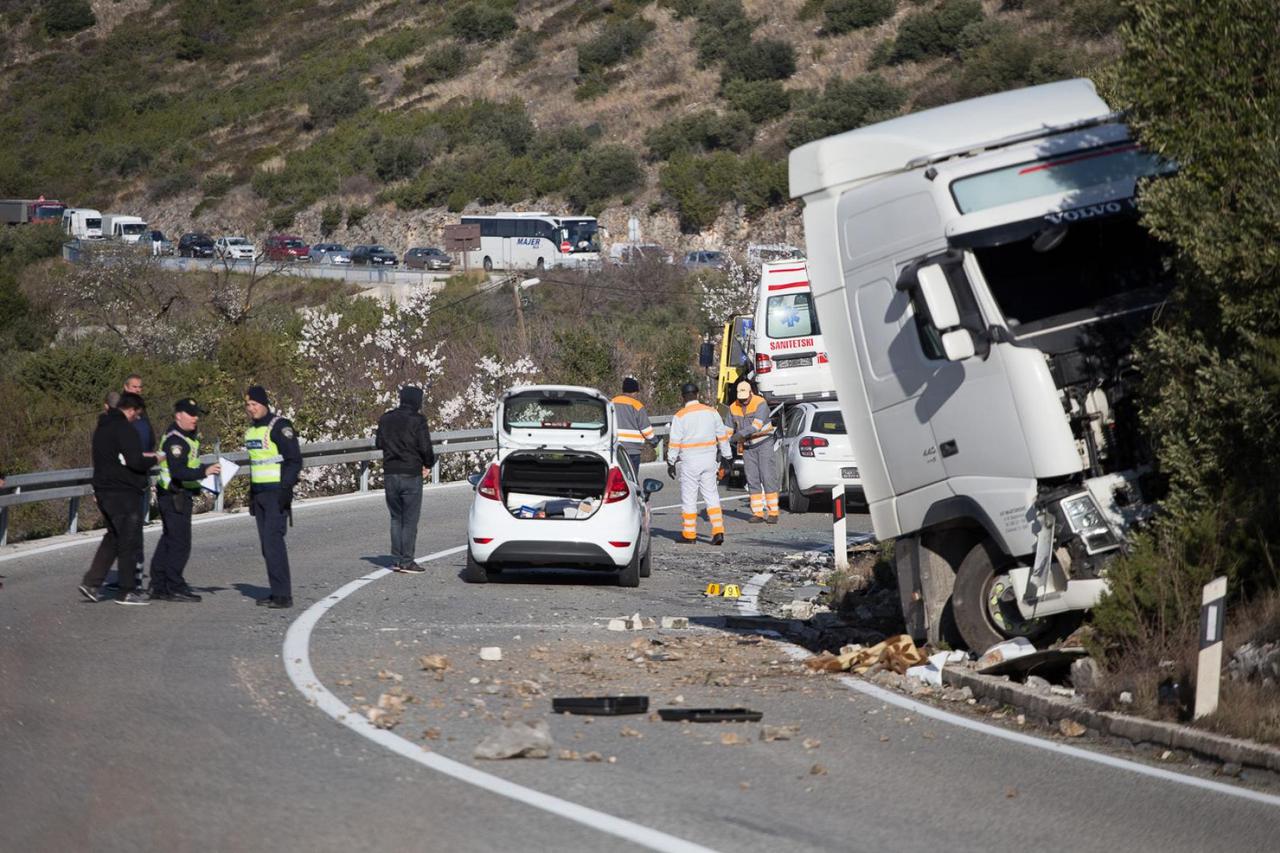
{"left": 375, "top": 386, "right": 436, "bottom": 573}
{"left": 81, "top": 393, "right": 157, "bottom": 605}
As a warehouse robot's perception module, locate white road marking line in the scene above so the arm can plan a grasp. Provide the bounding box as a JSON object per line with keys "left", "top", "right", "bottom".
{"left": 283, "top": 545, "right": 723, "bottom": 853}
{"left": 0, "top": 480, "right": 473, "bottom": 565}
{"left": 737, "top": 573, "right": 771, "bottom": 616}
{"left": 735, "top": 572, "right": 1280, "bottom": 809}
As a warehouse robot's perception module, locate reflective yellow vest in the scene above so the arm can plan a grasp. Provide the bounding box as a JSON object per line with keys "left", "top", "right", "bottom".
{"left": 157, "top": 430, "right": 202, "bottom": 491}
{"left": 246, "top": 417, "right": 283, "bottom": 485}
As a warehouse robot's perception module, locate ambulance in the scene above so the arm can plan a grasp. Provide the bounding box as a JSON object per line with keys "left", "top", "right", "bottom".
{"left": 751, "top": 260, "right": 836, "bottom": 404}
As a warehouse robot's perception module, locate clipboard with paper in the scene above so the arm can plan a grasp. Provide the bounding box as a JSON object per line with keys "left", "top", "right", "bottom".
{"left": 200, "top": 457, "right": 239, "bottom": 494}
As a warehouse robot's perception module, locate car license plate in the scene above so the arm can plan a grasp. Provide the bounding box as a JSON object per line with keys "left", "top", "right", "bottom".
{"left": 781, "top": 357, "right": 812, "bottom": 368}
{"left": 841, "top": 467, "right": 859, "bottom": 479}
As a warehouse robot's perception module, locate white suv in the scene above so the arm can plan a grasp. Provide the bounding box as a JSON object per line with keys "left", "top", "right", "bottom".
{"left": 465, "top": 385, "right": 663, "bottom": 586}
{"left": 775, "top": 403, "right": 862, "bottom": 513}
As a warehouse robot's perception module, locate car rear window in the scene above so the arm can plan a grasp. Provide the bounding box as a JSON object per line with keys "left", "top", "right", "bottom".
{"left": 504, "top": 391, "right": 607, "bottom": 432}
{"left": 809, "top": 411, "right": 846, "bottom": 435}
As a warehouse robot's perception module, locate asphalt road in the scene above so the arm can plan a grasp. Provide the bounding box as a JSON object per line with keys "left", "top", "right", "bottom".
{"left": 1, "top": 474, "right": 1276, "bottom": 851}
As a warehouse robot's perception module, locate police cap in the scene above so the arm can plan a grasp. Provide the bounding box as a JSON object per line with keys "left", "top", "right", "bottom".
{"left": 174, "top": 398, "right": 207, "bottom": 416}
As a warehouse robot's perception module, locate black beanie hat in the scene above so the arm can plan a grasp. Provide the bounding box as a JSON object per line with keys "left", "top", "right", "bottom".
{"left": 246, "top": 385, "right": 270, "bottom": 407}
{"left": 622, "top": 377, "right": 640, "bottom": 393}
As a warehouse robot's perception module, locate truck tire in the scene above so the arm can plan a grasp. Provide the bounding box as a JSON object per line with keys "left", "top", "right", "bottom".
{"left": 640, "top": 543, "right": 652, "bottom": 578}
{"left": 951, "top": 537, "right": 1064, "bottom": 651}
{"left": 786, "top": 467, "right": 809, "bottom": 514}
{"left": 462, "top": 548, "right": 488, "bottom": 584}
{"left": 617, "top": 546, "right": 641, "bottom": 588}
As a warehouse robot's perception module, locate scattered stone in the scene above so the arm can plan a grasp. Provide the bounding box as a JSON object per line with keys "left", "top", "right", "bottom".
{"left": 661, "top": 616, "right": 689, "bottom": 629}
{"left": 1160, "top": 750, "right": 1173, "bottom": 761}
{"left": 419, "top": 654, "right": 450, "bottom": 672}
{"left": 1025, "top": 675, "right": 1051, "bottom": 693}
{"left": 557, "top": 749, "right": 580, "bottom": 761}
{"left": 809, "top": 763, "right": 827, "bottom": 776}
{"left": 627, "top": 613, "right": 656, "bottom": 630}
{"left": 468, "top": 677, "right": 481, "bottom": 685}
{"left": 1118, "top": 691, "right": 1134, "bottom": 705}
{"left": 514, "top": 680, "right": 544, "bottom": 697}
{"left": 377, "top": 692, "right": 410, "bottom": 712}
{"left": 480, "top": 647, "right": 503, "bottom": 662}
{"left": 1070, "top": 657, "right": 1101, "bottom": 692}
{"left": 582, "top": 751, "right": 604, "bottom": 762}
{"left": 376, "top": 669, "right": 404, "bottom": 683}
{"left": 607, "top": 756, "right": 618, "bottom": 764}
{"left": 335, "top": 679, "right": 353, "bottom": 687}
{"left": 607, "top": 619, "right": 628, "bottom": 632}
{"left": 1218, "top": 762, "right": 1243, "bottom": 778}
{"left": 366, "top": 707, "right": 398, "bottom": 729}
{"left": 423, "top": 728, "right": 441, "bottom": 740}
{"left": 473, "top": 720, "right": 553, "bottom": 760}
{"left": 644, "top": 649, "right": 684, "bottom": 662}
{"left": 720, "top": 732, "right": 744, "bottom": 746}
{"left": 1049, "top": 686, "right": 1076, "bottom": 698}
{"left": 1058, "top": 719, "right": 1087, "bottom": 738}
{"left": 1227, "top": 640, "right": 1280, "bottom": 683}
{"left": 620, "top": 727, "right": 643, "bottom": 738}
{"left": 1005, "top": 786, "right": 1018, "bottom": 799}
{"left": 802, "top": 738, "right": 821, "bottom": 750}
{"left": 1015, "top": 714, "right": 1026, "bottom": 726}
{"left": 670, "top": 694, "right": 685, "bottom": 705}
{"left": 760, "top": 725, "right": 799, "bottom": 742}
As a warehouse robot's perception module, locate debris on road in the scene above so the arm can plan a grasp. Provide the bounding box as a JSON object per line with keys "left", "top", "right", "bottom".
{"left": 419, "top": 654, "right": 451, "bottom": 672}
{"left": 760, "top": 725, "right": 799, "bottom": 742}
{"left": 803, "top": 635, "right": 926, "bottom": 675}
{"left": 802, "top": 738, "right": 821, "bottom": 750}
{"left": 977, "top": 637, "right": 1036, "bottom": 668}
{"left": 657, "top": 707, "right": 762, "bottom": 723}
{"left": 661, "top": 617, "right": 689, "bottom": 629}
{"left": 480, "top": 647, "right": 503, "bottom": 661}
{"left": 1058, "top": 719, "right": 1087, "bottom": 737}
{"left": 607, "top": 618, "right": 628, "bottom": 632}
{"left": 1070, "top": 656, "right": 1101, "bottom": 692}
{"left": 552, "top": 696, "right": 649, "bottom": 716}
{"left": 809, "top": 763, "right": 827, "bottom": 776}
{"left": 376, "top": 669, "right": 404, "bottom": 683}
{"left": 719, "top": 732, "right": 744, "bottom": 746}
{"left": 473, "top": 720, "right": 553, "bottom": 760}
{"left": 906, "top": 650, "right": 966, "bottom": 686}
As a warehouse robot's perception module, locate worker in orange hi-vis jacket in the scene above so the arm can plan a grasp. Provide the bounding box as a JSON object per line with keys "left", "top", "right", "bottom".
{"left": 667, "top": 382, "right": 732, "bottom": 545}
{"left": 728, "top": 379, "right": 779, "bottom": 523}
{"left": 612, "top": 377, "right": 658, "bottom": 474}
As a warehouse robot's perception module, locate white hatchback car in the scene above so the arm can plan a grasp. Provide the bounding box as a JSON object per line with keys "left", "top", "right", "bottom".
{"left": 215, "top": 235, "right": 257, "bottom": 261}
{"left": 465, "top": 385, "right": 663, "bottom": 586}
{"left": 775, "top": 403, "right": 863, "bottom": 513}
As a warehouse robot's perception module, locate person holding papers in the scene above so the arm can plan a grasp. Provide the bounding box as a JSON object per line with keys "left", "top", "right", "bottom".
{"left": 149, "top": 398, "right": 221, "bottom": 602}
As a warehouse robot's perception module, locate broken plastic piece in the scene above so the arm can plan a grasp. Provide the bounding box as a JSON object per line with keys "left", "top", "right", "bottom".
{"left": 552, "top": 696, "right": 650, "bottom": 716}
{"left": 657, "top": 708, "right": 763, "bottom": 723}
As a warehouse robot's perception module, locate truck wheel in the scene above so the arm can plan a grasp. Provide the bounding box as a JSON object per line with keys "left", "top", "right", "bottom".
{"left": 786, "top": 467, "right": 809, "bottom": 513}
{"left": 617, "top": 546, "right": 641, "bottom": 588}
{"left": 951, "top": 538, "right": 1059, "bottom": 651}
{"left": 640, "top": 544, "right": 652, "bottom": 578}
{"left": 462, "top": 548, "right": 488, "bottom": 584}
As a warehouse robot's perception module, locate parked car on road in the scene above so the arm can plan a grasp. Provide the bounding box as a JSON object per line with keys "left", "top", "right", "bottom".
{"left": 404, "top": 246, "right": 453, "bottom": 271}
{"left": 464, "top": 385, "right": 662, "bottom": 587}
{"left": 683, "top": 250, "right": 730, "bottom": 271}
{"left": 215, "top": 235, "right": 257, "bottom": 261}
{"left": 774, "top": 402, "right": 862, "bottom": 513}
{"left": 311, "top": 243, "right": 351, "bottom": 265}
{"left": 350, "top": 244, "right": 397, "bottom": 266}
{"left": 265, "top": 234, "right": 310, "bottom": 262}
{"left": 144, "top": 230, "right": 175, "bottom": 256}
{"left": 178, "top": 232, "right": 215, "bottom": 258}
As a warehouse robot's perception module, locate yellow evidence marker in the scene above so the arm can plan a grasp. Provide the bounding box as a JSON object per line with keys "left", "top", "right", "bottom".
{"left": 722, "top": 584, "right": 742, "bottom": 599}
{"left": 704, "top": 583, "right": 722, "bottom": 597}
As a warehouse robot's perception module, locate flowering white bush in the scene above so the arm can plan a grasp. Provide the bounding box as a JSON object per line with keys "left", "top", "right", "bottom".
{"left": 696, "top": 255, "right": 756, "bottom": 329}
{"left": 436, "top": 354, "right": 539, "bottom": 479}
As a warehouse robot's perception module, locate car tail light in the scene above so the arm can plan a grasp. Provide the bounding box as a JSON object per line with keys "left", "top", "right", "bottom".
{"left": 477, "top": 464, "right": 502, "bottom": 501}
{"left": 798, "top": 436, "right": 829, "bottom": 457}
{"left": 472, "top": 537, "right": 493, "bottom": 544}
{"left": 755, "top": 353, "right": 773, "bottom": 375}
{"left": 817, "top": 352, "right": 829, "bottom": 364}
{"left": 604, "top": 467, "right": 629, "bottom": 503}
{"left": 608, "top": 541, "right": 631, "bottom": 548}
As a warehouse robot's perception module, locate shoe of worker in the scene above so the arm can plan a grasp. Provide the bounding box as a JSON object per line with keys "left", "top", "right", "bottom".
{"left": 256, "top": 596, "right": 275, "bottom": 607}
{"left": 711, "top": 533, "right": 724, "bottom": 546}
{"left": 267, "top": 597, "right": 294, "bottom": 609}
{"left": 396, "top": 562, "right": 426, "bottom": 574}
{"left": 748, "top": 515, "right": 765, "bottom": 524}
{"left": 169, "top": 588, "right": 203, "bottom": 602}
{"left": 115, "top": 592, "right": 150, "bottom": 606}
{"left": 765, "top": 515, "right": 778, "bottom": 525}
{"left": 78, "top": 584, "right": 102, "bottom": 603}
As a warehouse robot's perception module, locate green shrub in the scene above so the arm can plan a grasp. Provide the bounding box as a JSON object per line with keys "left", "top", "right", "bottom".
{"left": 577, "top": 16, "right": 655, "bottom": 74}
{"left": 721, "top": 37, "right": 796, "bottom": 84}
{"left": 401, "top": 43, "right": 468, "bottom": 91}
{"left": 573, "top": 71, "right": 617, "bottom": 100}
{"left": 43, "top": 0, "right": 95, "bottom": 37}
{"left": 552, "top": 329, "right": 616, "bottom": 388}
{"left": 346, "top": 205, "right": 369, "bottom": 229}
{"left": 319, "top": 204, "right": 342, "bottom": 237}
{"left": 372, "top": 134, "right": 430, "bottom": 182}
{"left": 691, "top": 0, "right": 755, "bottom": 67}
{"left": 307, "top": 74, "right": 368, "bottom": 127}
{"left": 785, "top": 74, "right": 904, "bottom": 148}
{"left": 723, "top": 78, "right": 792, "bottom": 123}
{"left": 823, "top": 0, "right": 896, "bottom": 35}
{"left": 644, "top": 110, "right": 753, "bottom": 160}
{"left": 660, "top": 151, "right": 788, "bottom": 232}
{"left": 507, "top": 30, "right": 541, "bottom": 70}
{"left": 889, "top": 0, "right": 984, "bottom": 63}
{"left": 949, "top": 25, "right": 1075, "bottom": 101}
{"left": 449, "top": 2, "right": 517, "bottom": 43}
{"left": 565, "top": 144, "right": 645, "bottom": 212}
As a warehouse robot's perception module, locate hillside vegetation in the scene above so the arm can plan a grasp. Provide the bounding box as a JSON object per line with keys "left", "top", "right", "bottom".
{"left": 0, "top": 0, "right": 1123, "bottom": 242}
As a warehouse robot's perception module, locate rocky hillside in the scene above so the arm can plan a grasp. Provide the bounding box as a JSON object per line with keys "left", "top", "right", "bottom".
{"left": 0, "top": 0, "right": 1124, "bottom": 252}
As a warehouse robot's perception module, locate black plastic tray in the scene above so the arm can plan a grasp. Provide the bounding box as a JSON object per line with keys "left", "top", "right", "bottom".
{"left": 657, "top": 707, "right": 762, "bottom": 723}
{"left": 552, "top": 696, "right": 649, "bottom": 716}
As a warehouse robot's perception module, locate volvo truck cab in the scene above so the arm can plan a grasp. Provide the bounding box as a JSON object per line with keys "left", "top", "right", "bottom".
{"left": 790, "top": 79, "right": 1173, "bottom": 650}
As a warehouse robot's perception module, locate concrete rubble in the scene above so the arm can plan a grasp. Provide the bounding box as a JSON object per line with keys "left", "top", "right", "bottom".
{"left": 473, "top": 720, "right": 554, "bottom": 760}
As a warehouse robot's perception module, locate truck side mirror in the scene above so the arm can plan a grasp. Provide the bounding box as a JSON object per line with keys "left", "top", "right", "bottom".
{"left": 916, "top": 265, "right": 961, "bottom": 330}
{"left": 941, "top": 329, "right": 976, "bottom": 361}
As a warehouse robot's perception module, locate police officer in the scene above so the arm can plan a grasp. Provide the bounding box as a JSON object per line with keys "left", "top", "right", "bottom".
{"left": 667, "top": 382, "right": 732, "bottom": 545}
{"left": 728, "top": 379, "right": 780, "bottom": 524}
{"left": 244, "top": 385, "right": 302, "bottom": 609}
{"left": 150, "top": 398, "right": 221, "bottom": 602}
{"left": 612, "top": 377, "right": 658, "bottom": 474}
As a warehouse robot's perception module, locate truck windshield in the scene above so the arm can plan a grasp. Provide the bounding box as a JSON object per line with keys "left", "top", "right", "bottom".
{"left": 560, "top": 220, "right": 599, "bottom": 253}
{"left": 766, "top": 293, "right": 821, "bottom": 339}
{"left": 35, "top": 204, "right": 64, "bottom": 219}
{"left": 972, "top": 216, "right": 1172, "bottom": 335}
{"left": 122, "top": 224, "right": 146, "bottom": 236}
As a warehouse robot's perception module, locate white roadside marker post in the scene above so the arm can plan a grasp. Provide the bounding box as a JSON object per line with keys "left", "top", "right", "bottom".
{"left": 1194, "top": 575, "right": 1228, "bottom": 721}
{"left": 832, "top": 484, "right": 848, "bottom": 572}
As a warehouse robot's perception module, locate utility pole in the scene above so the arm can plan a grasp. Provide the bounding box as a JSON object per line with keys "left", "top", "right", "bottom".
{"left": 513, "top": 277, "right": 540, "bottom": 352}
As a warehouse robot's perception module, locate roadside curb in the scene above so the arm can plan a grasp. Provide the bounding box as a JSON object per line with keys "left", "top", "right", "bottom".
{"left": 940, "top": 667, "right": 1280, "bottom": 774}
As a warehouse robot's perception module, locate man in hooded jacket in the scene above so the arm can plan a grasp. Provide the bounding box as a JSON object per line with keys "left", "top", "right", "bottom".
{"left": 376, "top": 386, "right": 436, "bottom": 573}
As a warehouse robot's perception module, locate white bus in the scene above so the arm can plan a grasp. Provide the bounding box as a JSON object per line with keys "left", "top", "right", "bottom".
{"left": 459, "top": 212, "right": 601, "bottom": 272}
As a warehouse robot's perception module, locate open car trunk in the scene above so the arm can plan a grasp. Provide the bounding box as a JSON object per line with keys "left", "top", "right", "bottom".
{"left": 500, "top": 450, "right": 608, "bottom": 519}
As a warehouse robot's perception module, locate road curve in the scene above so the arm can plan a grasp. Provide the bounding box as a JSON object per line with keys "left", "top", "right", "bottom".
{"left": 1, "top": 476, "right": 1276, "bottom": 851}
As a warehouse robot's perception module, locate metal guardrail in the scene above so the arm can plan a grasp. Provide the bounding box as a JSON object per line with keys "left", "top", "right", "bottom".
{"left": 0, "top": 418, "right": 672, "bottom": 546}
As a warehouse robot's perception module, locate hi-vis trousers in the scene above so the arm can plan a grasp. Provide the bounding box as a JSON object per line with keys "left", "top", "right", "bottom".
{"left": 743, "top": 441, "right": 780, "bottom": 518}
{"left": 678, "top": 457, "right": 723, "bottom": 541}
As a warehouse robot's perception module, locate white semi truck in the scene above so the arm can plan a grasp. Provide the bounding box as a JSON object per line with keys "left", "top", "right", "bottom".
{"left": 789, "top": 79, "right": 1174, "bottom": 650}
